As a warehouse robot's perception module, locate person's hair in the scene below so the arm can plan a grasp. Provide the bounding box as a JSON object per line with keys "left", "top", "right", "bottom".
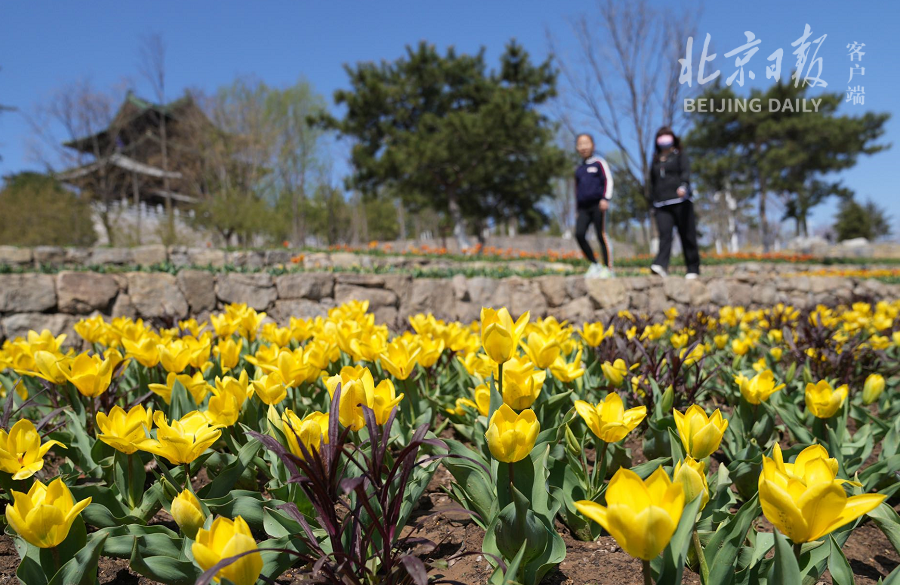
{"left": 653, "top": 126, "right": 681, "bottom": 158}
{"left": 575, "top": 133, "right": 595, "bottom": 146}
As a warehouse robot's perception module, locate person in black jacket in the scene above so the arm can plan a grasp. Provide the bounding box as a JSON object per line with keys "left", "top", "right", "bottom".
{"left": 649, "top": 127, "right": 700, "bottom": 279}
{"left": 574, "top": 133, "right": 614, "bottom": 278}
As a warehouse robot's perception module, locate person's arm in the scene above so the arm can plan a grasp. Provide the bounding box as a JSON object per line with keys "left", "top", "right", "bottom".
{"left": 599, "top": 158, "right": 613, "bottom": 200}
{"left": 677, "top": 151, "right": 691, "bottom": 196}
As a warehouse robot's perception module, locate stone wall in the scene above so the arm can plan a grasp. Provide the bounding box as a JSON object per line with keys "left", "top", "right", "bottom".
{"left": 1, "top": 269, "right": 898, "bottom": 344}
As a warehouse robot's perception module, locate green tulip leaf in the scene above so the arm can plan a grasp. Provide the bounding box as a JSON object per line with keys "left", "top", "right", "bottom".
{"left": 47, "top": 531, "right": 108, "bottom": 585}
{"left": 128, "top": 538, "right": 200, "bottom": 585}
{"left": 767, "top": 530, "right": 801, "bottom": 585}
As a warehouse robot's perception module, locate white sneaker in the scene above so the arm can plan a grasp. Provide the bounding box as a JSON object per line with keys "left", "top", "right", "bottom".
{"left": 585, "top": 263, "right": 602, "bottom": 278}
{"left": 650, "top": 264, "right": 667, "bottom": 278}
{"left": 685, "top": 273, "right": 699, "bottom": 280}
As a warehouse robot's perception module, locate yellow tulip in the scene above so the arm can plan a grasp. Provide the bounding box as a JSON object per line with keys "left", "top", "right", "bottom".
{"left": 136, "top": 411, "right": 222, "bottom": 465}
{"left": 805, "top": 380, "right": 848, "bottom": 419}
{"left": 416, "top": 336, "right": 445, "bottom": 368}
{"left": 149, "top": 372, "right": 212, "bottom": 405}
{"left": 214, "top": 338, "right": 243, "bottom": 372}
{"left": 123, "top": 336, "right": 161, "bottom": 368}
{"left": 736, "top": 369, "right": 785, "bottom": 405}
{"left": 673, "top": 457, "right": 709, "bottom": 509}
{"left": 758, "top": 444, "right": 885, "bottom": 543}
{"left": 192, "top": 516, "right": 262, "bottom": 585}
{"left": 325, "top": 367, "right": 377, "bottom": 431}
{"left": 0, "top": 419, "right": 66, "bottom": 480}
{"left": 282, "top": 410, "right": 329, "bottom": 460}
{"left": 96, "top": 405, "right": 152, "bottom": 454}
{"left": 260, "top": 348, "right": 311, "bottom": 387}
{"left": 863, "top": 374, "right": 885, "bottom": 405}
{"left": 713, "top": 334, "right": 729, "bottom": 350}
{"left": 731, "top": 338, "right": 751, "bottom": 356}
{"left": 520, "top": 331, "right": 561, "bottom": 369}
{"left": 575, "top": 467, "right": 685, "bottom": 560}
{"left": 670, "top": 332, "right": 689, "bottom": 350}
{"left": 480, "top": 307, "right": 530, "bottom": 364}
{"left": 768, "top": 443, "right": 839, "bottom": 481}
{"left": 673, "top": 405, "right": 728, "bottom": 459}
{"left": 5, "top": 478, "right": 91, "bottom": 548}
{"left": 497, "top": 356, "right": 545, "bottom": 410}
{"left": 769, "top": 347, "right": 783, "bottom": 361}
{"left": 250, "top": 372, "right": 288, "bottom": 405}
{"left": 484, "top": 404, "right": 539, "bottom": 463}
{"left": 601, "top": 359, "right": 628, "bottom": 387}
{"left": 372, "top": 378, "right": 404, "bottom": 425}
{"left": 574, "top": 393, "right": 647, "bottom": 443}
{"left": 58, "top": 352, "right": 114, "bottom": 397}
{"left": 379, "top": 338, "right": 421, "bottom": 381}
{"left": 171, "top": 489, "right": 205, "bottom": 539}
{"left": 446, "top": 398, "right": 478, "bottom": 417}
{"left": 457, "top": 352, "right": 494, "bottom": 380}
{"left": 548, "top": 349, "right": 585, "bottom": 383}
{"left": 580, "top": 322, "right": 614, "bottom": 347}
{"left": 214, "top": 370, "right": 251, "bottom": 407}
{"left": 473, "top": 383, "right": 491, "bottom": 416}
{"left": 157, "top": 340, "right": 192, "bottom": 374}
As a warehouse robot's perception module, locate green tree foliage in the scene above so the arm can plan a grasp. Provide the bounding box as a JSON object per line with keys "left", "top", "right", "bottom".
{"left": 317, "top": 41, "right": 567, "bottom": 247}
{"left": 834, "top": 196, "right": 892, "bottom": 242}
{"left": 0, "top": 172, "right": 96, "bottom": 246}
{"left": 688, "top": 83, "right": 889, "bottom": 248}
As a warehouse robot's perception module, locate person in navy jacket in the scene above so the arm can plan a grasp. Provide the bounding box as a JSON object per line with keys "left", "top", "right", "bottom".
{"left": 574, "top": 133, "right": 614, "bottom": 278}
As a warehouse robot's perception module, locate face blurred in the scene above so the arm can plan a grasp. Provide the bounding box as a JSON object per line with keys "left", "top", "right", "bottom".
{"left": 576, "top": 135, "right": 594, "bottom": 159}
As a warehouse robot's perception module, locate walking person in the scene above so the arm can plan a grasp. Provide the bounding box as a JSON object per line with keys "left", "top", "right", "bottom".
{"left": 574, "top": 133, "right": 614, "bottom": 278}
{"left": 649, "top": 127, "right": 700, "bottom": 279}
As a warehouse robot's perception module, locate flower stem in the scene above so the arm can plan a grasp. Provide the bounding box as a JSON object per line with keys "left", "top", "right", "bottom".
{"left": 508, "top": 461, "right": 515, "bottom": 500}
{"left": 693, "top": 529, "right": 709, "bottom": 584}
{"left": 183, "top": 462, "right": 190, "bottom": 492}
{"left": 642, "top": 559, "right": 653, "bottom": 585}
{"left": 793, "top": 541, "right": 803, "bottom": 563}
{"left": 592, "top": 440, "right": 609, "bottom": 496}
{"left": 498, "top": 361, "right": 504, "bottom": 403}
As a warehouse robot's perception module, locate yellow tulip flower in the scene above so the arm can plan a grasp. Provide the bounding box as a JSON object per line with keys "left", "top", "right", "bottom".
{"left": 157, "top": 340, "right": 192, "bottom": 374}
{"left": 601, "top": 359, "right": 628, "bottom": 388}
{"left": 670, "top": 332, "right": 689, "bottom": 350}
{"left": 575, "top": 467, "right": 685, "bottom": 561}
{"left": 736, "top": 369, "right": 785, "bottom": 405}
{"left": 480, "top": 307, "right": 530, "bottom": 364}
{"left": 758, "top": 445, "right": 885, "bottom": 543}
{"left": 580, "top": 322, "right": 614, "bottom": 347}
{"left": 548, "top": 349, "right": 585, "bottom": 383}
{"left": 520, "top": 331, "right": 561, "bottom": 369}
{"left": 379, "top": 338, "right": 422, "bottom": 381}
{"left": 416, "top": 335, "right": 445, "bottom": 368}
{"left": 214, "top": 338, "right": 243, "bottom": 372}
{"left": 123, "top": 336, "right": 161, "bottom": 368}
{"left": 192, "top": 516, "right": 262, "bottom": 585}
{"left": 58, "top": 352, "right": 114, "bottom": 397}
{"left": 372, "top": 378, "right": 404, "bottom": 425}
{"left": 149, "top": 372, "right": 212, "bottom": 405}
{"left": 768, "top": 443, "right": 839, "bottom": 481}
{"left": 260, "top": 348, "right": 311, "bottom": 387}
{"left": 446, "top": 398, "right": 478, "bottom": 417}
{"left": 210, "top": 313, "right": 239, "bottom": 339}
{"left": 731, "top": 338, "right": 751, "bottom": 356}
{"left": 250, "top": 372, "right": 288, "bottom": 405}
{"left": 325, "top": 367, "right": 377, "bottom": 431}
{"left": 282, "top": 410, "right": 329, "bottom": 460}
{"left": 497, "top": 356, "right": 545, "bottom": 410}
{"left": 673, "top": 457, "right": 709, "bottom": 509}
{"left": 805, "top": 380, "right": 848, "bottom": 419}
{"left": 473, "top": 383, "right": 491, "bottom": 416}
{"left": 713, "top": 334, "right": 729, "bottom": 350}
{"left": 171, "top": 489, "right": 205, "bottom": 539}
{"left": 136, "top": 411, "right": 222, "bottom": 465}
{"left": 5, "top": 478, "right": 92, "bottom": 548}
{"left": 205, "top": 392, "right": 242, "bottom": 427}
{"left": 769, "top": 347, "right": 783, "bottom": 361}
{"left": 574, "top": 393, "right": 647, "bottom": 443}
{"left": 0, "top": 419, "right": 66, "bottom": 480}
{"left": 214, "top": 370, "right": 251, "bottom": 407}
{"left": 484, "top": 404, "right": 539, "bottom": 463}
{"left": 96, "top": 405, "right": 152, "bottom": 455}
{"left": 673, "top": 405, "right": 728, "bottom": 459}
{"left": 457, "top": 352, "right": 494, "bottom": 380}
{"left": 863, "top": 374, "right": 885, "bottom": 405}
{"left": 260, "top": 323, "right": 292, "bottom": 348}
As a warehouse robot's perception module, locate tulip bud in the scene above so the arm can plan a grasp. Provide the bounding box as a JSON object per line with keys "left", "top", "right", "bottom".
{"left": 565, "top": 424, "right": 582, "bottom": 456}
{"left": 673, "top": 457, "right": 709, "bottom": 509}
{"left": 785, "top": 361, "right": 797, "bottom": 385}
{"left": 171, "top": 489, "right": 205, "bottom": 539}
{"left": 863, "top": 374, "right": 885, "bottom": 405}
{"left": 802, "top": 364, "right": 813, "bottom": 385}
{"left": 660, "top": 384, "right": 675, "bottom": 414}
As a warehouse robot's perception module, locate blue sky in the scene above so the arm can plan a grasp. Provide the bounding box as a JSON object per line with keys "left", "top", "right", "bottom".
{"left": 0, "top": 1, "right": 895, "bottom": 235}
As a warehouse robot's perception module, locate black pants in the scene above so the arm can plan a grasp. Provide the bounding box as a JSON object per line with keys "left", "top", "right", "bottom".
{"left": 575, "top": 205, "right": 610, "bottom": 267}
{"left": 653, "top": 201, "right": 700, "bottom": 274}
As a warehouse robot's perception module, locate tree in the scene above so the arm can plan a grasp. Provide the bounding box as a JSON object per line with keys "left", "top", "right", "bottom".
{"left": 0, "top": 172, "right": 96, "bottom": 246}
{"left": 834, "top": 196, "right": 892, "bottom": 242}
{"left": 317, "top": 41, "right": 566, "bottom": 249}
{"left": 552, "top": 0, "right": 696, "bottom": 247}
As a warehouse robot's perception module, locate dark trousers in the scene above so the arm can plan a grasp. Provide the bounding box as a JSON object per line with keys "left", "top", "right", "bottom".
{"left": 653, "top": 201, "right": 700, "bottom": 274}
{"left": 575, "top": 205, "right": 610, "bottom": 267}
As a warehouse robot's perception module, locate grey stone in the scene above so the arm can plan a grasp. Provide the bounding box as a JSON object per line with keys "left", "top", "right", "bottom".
{"left": 707, "top": 279, "right": 730, "bottom": 306}
{"left": 0, "top": 274, "right": 56, "bottom": 312}
{"left": 508, "top": 277, "right": 548, "bottom": 318}
{"left": 330, "top": 252, "right": 366, "bottom": 269}
{"left": 467, "top": 277, "right": 510, "bottom": 309}
{"left": 187, "top": 248, "right": 227, "bottom": 268}
{"left": 537, "top": 275, "right": 569, "bottom": 307}
{"left": 2, "top": 313, "right": 76, "bottom": 344}
{"left": 270, "top": 299, "right": 329, "bottom": 323}
{"left": 451, "top": 274, "right": 470, "bottom": 302}
{"left": 33, "top": 246, "right": 66, "bottom": 267}
{"left": 228, "top": 251, "right": 265, "bottom": 269}
{"left": 334, "top": 284, "right": 398, "bottom": 310}
{"left": 111, "top": 293, "right": 137, "bottom": 319}
{"left": 454, "top": 301, "right": 482, "bottom": 324}
{"left": 752, "top": 284, "right": 778, "bottom": 306}
{"left": 0, "top": 246, "right": 33, "bottom": 266}
{"left": 302, "top": 253, "right": 332, "bottom": 270}
{"left": 382, "top": 274, "right": 413, "bottom": 305}
{"left": 56, "top": 272, "right": 119, "bottom": 314}
{"left": 585, "top": 278, "right": 627, "bottom": 310}
{"left": 90, "top": 248, "right": 133, "bottom": 265}
{"left": 403, "top": 279, "right": 455, "bottom": 320}
{"left": 726, "top": 282, "right": 753, "bottom": 307}
{"left": 275, "top": 273, "right": 336, "bottom": 301}
{"left": 648, "top": 287, "right": 669, "bottom": 314}
{"left": 131, "top": 245, "right": 168, "bottom": 266}
{"left": 557, "top": 296, "right": 594, "bottom": 325}
{"left": 126, "top": 272, "right": 189, "bottom": 318}
{"left": 64, "top": 248, "right": 91, "bottom": 265}
{"left": 336, "top": 274, "right": 386, "bottom": 287}
{"left": 215, "top": 273, "right": 277, "bottom": 310}
{"left": 264, "top": 250, "right": 293, "bottom": 266}
{"left": 663, "top": 279, "right": 710, "bottom": 306}
{"left": 565, "top": 276, "right": 587, "bottom": 300}
{"left": 177, "top": 270, "right": 217, "bottom": 313}
{"left": 373, "top": 306, "right": 400, "bottom": 330}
